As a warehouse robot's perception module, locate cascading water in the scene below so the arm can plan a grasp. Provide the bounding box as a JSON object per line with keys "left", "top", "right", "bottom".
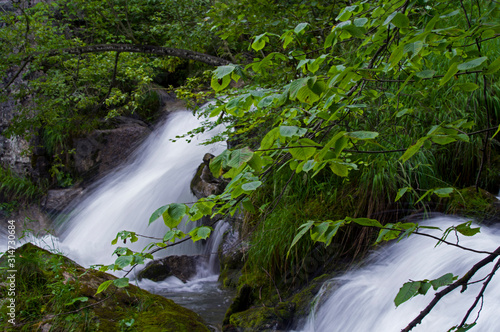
{"left": 300, "top": 216, "right": 500, "bottom": 332}
{"left": 57, "top": 111, "right": 225, "bottom": 267}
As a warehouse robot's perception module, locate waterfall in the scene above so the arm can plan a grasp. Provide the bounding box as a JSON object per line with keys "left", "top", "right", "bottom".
{"left": 301, "top": 216, "right": 500, "bottom": 332}
{"left": 56, "top": 110, "right": 225, "bottom": 267}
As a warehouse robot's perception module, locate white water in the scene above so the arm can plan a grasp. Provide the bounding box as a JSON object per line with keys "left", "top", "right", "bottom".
{"left": 56, "top": 111, "right": 225, "bottom": 267}
{"left": 301, "top": 216, "right": 500, "bottom": 332}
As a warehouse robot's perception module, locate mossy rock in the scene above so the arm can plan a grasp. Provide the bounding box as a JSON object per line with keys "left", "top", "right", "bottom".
{"left": 0, "top": 243, "right": 210, "bottom": 332}
{"left": 446, "top": 187, "right": 500, "bottom": 223}
{"left": 227, "top": 302, "right": 294, "bottom": 331}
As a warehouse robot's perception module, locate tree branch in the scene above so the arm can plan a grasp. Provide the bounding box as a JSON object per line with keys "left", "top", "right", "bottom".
{"left": 401, "top": 245, "right": 500, "bottom": 332}
{"left": 458, "top": 258, "right": 500, "bottom": 328}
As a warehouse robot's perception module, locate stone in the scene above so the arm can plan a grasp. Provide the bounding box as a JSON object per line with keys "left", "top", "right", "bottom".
{"left": 73, "top": 119, "right": 151, "bottom": 180}
{"left": 42, "top": 188, "right": 84, "bottom": 213}
{"left": 190, "top": 153, "right": 227, "bottom": 199}
{"left": 0, "top": 243, "right": 210, "bottom": 331}
{"left": 138, "top": 255, "right": 205, "bottom": 283}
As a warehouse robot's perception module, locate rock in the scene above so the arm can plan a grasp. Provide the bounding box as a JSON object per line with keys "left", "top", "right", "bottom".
{"left": 446, "top": 187, "right": 500, "bottom": 223}
{"left": 138, "top": 255, "right": 204, "bottom": 283}
{"left": 227, "top": 302, "right": 295, "bottom": 331}
{"left": 73, "top": 120, "right": 151, "bottom": 180}
{"left": 190, "top": 153, "right": 227, "bottom": 199}
{"left": 42, "top": 188, "right": 83, "bottom": 213}
{"left": 0, "top": 204, "right": 52, "bottom": 237}
{"left": 0, "top": 243, "right": 210, "bottom": 331}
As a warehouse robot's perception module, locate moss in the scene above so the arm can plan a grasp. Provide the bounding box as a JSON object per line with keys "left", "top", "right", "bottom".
{"left": 0, "top": 244, "right": 210, "bottom": 332}
{"left": 289, "top": 274, "right": 330, "bottom": 318}
{"left": 228, "top": 302, "right": 294, "bottom": 331}
{"left": 446, "top": 187, "right": 500, "bottom": 222}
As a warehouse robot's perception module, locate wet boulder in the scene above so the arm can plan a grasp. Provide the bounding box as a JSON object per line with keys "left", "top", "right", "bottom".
{"left": 138, "top": 255, "right": 205, "bottom": 283}
{"left": 190, "top": 153, "right": 227, "bottom": 199}
{"left": 0, "top": 243, "right": 210, "bottom": 332}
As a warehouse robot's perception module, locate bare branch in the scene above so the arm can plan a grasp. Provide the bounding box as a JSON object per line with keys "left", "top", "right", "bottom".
{"left": 401, "top": 245, "right": 500, "bottom": 332}
{"left": 458, "top": 258, "right": 500, "bottom": 327}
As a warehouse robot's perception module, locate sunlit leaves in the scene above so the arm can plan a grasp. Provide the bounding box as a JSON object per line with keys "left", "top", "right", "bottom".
{"left": 189, "top": 226, "right": 212, "bottom": 242}
{"left": 251, "top": 33, "right": 269, "bottom": 51}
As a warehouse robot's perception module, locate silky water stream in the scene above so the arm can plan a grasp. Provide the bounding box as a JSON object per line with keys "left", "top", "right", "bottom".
{"left": 299, "top": 216, "right": 500, "bottom": 332}
{"left": 50, "top": 110, "right": 234, "bottom": 326}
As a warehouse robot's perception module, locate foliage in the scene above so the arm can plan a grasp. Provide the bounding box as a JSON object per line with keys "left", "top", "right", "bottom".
{"left": 1, "top": 0, "right": 500, "bottom": 330}
{"left": 0, "top": 166, "right": 47, "bottom": 202}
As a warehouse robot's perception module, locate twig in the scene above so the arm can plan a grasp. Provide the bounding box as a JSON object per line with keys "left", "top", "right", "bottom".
{"left": 401, "top": 245, "right": 500, "bottom": 332}
{"left": 458, "top": 258, "right": 500, "bottom": 327}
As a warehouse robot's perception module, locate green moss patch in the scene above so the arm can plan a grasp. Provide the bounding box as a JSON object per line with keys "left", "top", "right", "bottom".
{"left": 0, "top": 243, "right": 210, "bottom": 332}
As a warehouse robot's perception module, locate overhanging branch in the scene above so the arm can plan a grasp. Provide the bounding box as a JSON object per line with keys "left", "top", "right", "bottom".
{"left": 2, "top": 43, "right": 232, "bottom": 91}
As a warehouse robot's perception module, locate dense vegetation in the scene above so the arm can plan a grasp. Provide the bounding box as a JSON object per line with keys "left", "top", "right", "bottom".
{"left": 1, "top": 0, "right": 499, "bottom": 331}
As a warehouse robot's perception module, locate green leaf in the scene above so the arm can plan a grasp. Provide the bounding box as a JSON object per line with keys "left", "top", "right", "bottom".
{"left": 290, "top": 138, "right": 318, "bottom": 160}
{"left": 149, "top": 205, "right": 169, "bottom": 225}
{"left": 416, "top": 70, "right": 436, "bottom": 78}
{"left": 457, "top": 57, "right": 488, "bottom": 71}
{"left": 189, "top": 226, "right": 212, "bottom": 242}
{"left": 301, "top": 159, "right": 316, "bottom": 173}
{"left": 294, "top": 22, "right": 309, "bottom": 34}
{"left": 400, "top": 138, "right": 426, "bottom": 163}
{"left": 113, "top": 277, "right": 129, "bottom": 288}
{"left": 395, "top": 187, "right": 410, "bottom": 202}
{"left": 329, "top": 160, "right": 348, "bottom": 177}
{"left": 310, "top": 222, "right": 330, "bottom": 242}
{"left": 418, "top": 282, "right": 431, "bottom": 295}
{"left": 456, "top": 222, "right": 480, "bottom": 237}
{"left": 491, "top": 124, "right": 500, "bottom": 139}
{"left": 95, "top": 280, "right": 113, "bottom": 295}
{"left": 65, "top": 297, "right": 89, "bottom": 306}
{"left": 115, "top": 255, "right": 133, "bottom": 269}
{"left": 430, "top": 273, "right": 457, "bottom": 290}
{"left": 455, "top": 83, "right": 479, "bottom": 92}
{"left": 252, "top": 33, "right": 269, "bottom": 51}
{"left": 214, "top": 65, "right": 236, "bottom": 79}
{"left": 431, "top": 135, "right": 456, "bottom": 145}
{"left": 433, "top": 187, "right": 454, "bottom": 197}
{"left": 296, "top": 85, "right": 320, "bottom": 104}
{"left": 439, "top": 63, "right": 459, "bottom": 86}
{"left": 486, "top": 57, "right": 500, "bottom": 75}
{"left": 395, "top": 281, "right": 421, "bottom": 307}
{"left": 404, "top": 41, "right": 424, "bottom": 57}
{"left": 163, "top": 203, "right": 188, "bottom": 229}
{"left": 211, "top": 75, "right": 231, "bottom": 92}
{"left": 336, "top": 6, "right": 356, "bottom": 21}
{"left": 287, "top": 220, "right": 315, "bottom": 258}
{"left": 351, "top": 218, "right": 383, "bottom": 228}
{"left": 389, "top": 44, "right": 405, "bottom": 69}
{"left": 227, "top": 147, "right": 254, "bottom": 168}
{"left": 279, "top": 126, "right": 299, "bottom": 137}
{"left": 345, "top": 131, "right": 379, "bottom": 140}
{"left": 260, "top": 128, "right": 280, "bottom": 150}
{"left": 241, "top": 181, "right": 262, "bottom": 191}
{"left": 391, "top": 13, "right": 409, "bottom": 28}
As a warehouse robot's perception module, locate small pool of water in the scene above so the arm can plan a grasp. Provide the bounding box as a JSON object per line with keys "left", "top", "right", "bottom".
{"left": 137, "top": 274, "right": 236, "bottom": 329}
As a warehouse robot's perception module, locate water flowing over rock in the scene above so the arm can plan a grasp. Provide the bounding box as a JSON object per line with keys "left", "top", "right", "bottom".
{"left": 301, "top": 216, "right": 500, "bottom": 332}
